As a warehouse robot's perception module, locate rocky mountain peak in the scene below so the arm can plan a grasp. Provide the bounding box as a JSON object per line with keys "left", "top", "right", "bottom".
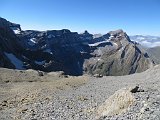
{"left": 81, "top": 30, "right": 92, "bottom": 36}
{"left": 107, "top": 29, "right": 131, "bottom": 46}
{"left": 84, "top": 30, "right": 90, "bottom": 34}
{"left": 80, "top": 30, "right": 93, "bottom": 41}
{"left": 109, "top": 29, "right": 125, "bottom": 36}
{"left": 108, "top": 29, "right": 128, "bottom": 39}
{"left": 0, "top": 17, "right": 21, "bottom": 34}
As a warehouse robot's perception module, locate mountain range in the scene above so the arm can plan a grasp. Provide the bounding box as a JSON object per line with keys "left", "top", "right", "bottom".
{"left": 0, "top": 17, "right": 154, "bottom": 76}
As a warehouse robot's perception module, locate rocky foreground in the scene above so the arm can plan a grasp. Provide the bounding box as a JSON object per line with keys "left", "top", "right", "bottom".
{"left": 0, "top": 65, "right": 160, "bottom": 120}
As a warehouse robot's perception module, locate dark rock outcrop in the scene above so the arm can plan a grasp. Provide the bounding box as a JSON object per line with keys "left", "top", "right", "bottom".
{"left": 0, "top": 17, "right": 24, "bottom": 69}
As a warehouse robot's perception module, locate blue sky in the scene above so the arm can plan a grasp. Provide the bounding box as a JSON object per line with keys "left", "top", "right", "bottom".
{"left": 0, "top": 0, "right": 160, "bottom": 35}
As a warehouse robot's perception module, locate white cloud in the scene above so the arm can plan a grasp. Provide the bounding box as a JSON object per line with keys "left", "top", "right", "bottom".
{"left": 141, "top": 40, "right": 160, "bottom": 48}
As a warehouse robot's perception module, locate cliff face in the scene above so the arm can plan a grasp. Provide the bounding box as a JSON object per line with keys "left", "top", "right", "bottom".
{"left": 0, "top": 17, "right": 24, "bottom": 69}
{"left": 0, "top": 18, "right": 154, "bottom": 75}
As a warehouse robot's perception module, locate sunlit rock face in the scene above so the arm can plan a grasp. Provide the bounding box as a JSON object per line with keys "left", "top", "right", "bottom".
{"left": 84, "top": 29, "right": 154, "bottom": 76}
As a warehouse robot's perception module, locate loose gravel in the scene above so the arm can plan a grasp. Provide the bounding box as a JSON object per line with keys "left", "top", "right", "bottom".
{"left": 0, "top": 65, "right": 160, "bottom": 120}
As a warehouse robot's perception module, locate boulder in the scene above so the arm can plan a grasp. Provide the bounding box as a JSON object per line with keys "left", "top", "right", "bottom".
{"left": 96, "top": 86, "right": 137, "bottom": 119}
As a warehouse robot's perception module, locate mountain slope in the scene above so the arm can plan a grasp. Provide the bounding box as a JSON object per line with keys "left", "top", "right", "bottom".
{"left": 147, "top": 46, "right": 160, "bottom": 64}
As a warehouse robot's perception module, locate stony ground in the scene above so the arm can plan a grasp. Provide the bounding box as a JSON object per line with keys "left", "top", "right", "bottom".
{"left": 0, "top": 65, "right": 160, "bottom": 120}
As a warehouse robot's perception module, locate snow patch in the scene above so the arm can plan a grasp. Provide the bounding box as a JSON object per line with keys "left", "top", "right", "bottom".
{"left": 118, "top": 47, "right": 124, "bottom": 52}
{"left": 10, "top": 26, "right": 21, "bottom": 34}
{"left": 41, "top": 44, "right": 47, "bottom": 49}
{"left": 13, "top": 30, "right": 21, "bottom": 34}
{"left": 113, "top": 42, "right": 118, "bottom": 46}
{"left": 80, "top": 51, "right": 87, "bottom": 54}
{"left": 22, "top": 55, "right": 29, "bottom": 60}
{"left": 43, "top": 49, "right": 53, "bottom": 54}
{"left": 109, "top": 35, "right": 114, "bottom": 39}
{"left": 30, "top": 38, "right": 37, "bottom": 43}
{"left": 4, "top": 52, "right": 25, "bottom": 69}
{"left": 28, "top": 38, "right": 37, "bottom": 46}
{"left": 48, "top": 34, "right": 55, "bottom": 39}
{"left": 35, "top": 60, "right": 46, "bottom": 65}
{"left": 89, "top": 41, "right": 109, "bottom": 47}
